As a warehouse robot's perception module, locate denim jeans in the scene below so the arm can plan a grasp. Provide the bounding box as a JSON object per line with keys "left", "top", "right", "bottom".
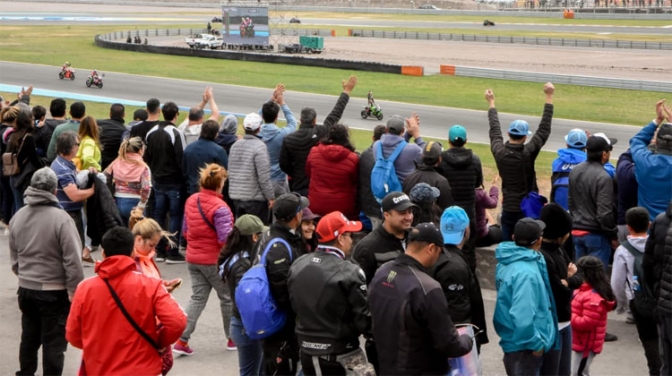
{"left": 16, "top": 288, "right": 70, "bottom": 376}
{"left": 181, "top": 263, "right": 232, "bottom": 342}
{"left": 11, "top": 184, "right": 24, "bottom": 213}
{"left": 501, "top": 211, "right": 525, "bottom": 242}
{"left": 503, "top": 350, "right": 544, "bottom": 376}
{"left": 230, "top": 316, "right": 263, "bottom": 376}
{"left": 541, "top": 325, "right": 572, "bottom": 376}
{"left": 151, "top": 184, "right": 185, "bottom": 256}
{"left": 115, "top": 197, "right": 140, "bottom": 227}
{"left": 573, "top": 232, "right": 611, "bottom": 270}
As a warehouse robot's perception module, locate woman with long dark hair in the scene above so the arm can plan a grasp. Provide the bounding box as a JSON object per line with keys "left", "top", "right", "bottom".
{"left": 7, "top": 109, "right": 44, "bottom": 211}
{"left": 0, "top": 105, "right": 19, "bottom": 223}
{"left": 571, "top": 256, "right": 616, "bottom": 376}
{"left": 306, "top": 123, "right": 359, "bottom": 219}
{"left": 218, "top": 214, "right": 266, "bottom": 376}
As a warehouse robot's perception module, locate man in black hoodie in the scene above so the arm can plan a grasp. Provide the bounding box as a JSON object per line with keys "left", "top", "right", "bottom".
{"left": 97, "top": 103, "right": 126, "bottom": 170}
{"left": 486, "top": 83, "right": 554, "bottom": 241}
{"left": 279, "top": 76, "right": 357, "bottom": 196}
{"left": 440, "top": 125, "right": 483, "bottom": 271}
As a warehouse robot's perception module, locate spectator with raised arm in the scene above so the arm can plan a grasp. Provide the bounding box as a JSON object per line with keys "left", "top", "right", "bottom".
{"left": 486, "top": 83, "right": 554, "bottom": 241}
{"left": 280, "top": 76, "right": 357, "bottom": 196}
{"left": 259, "top": 84, "right": 297, "bottom": 197}
{"left": 373, "top": 112, "right": 426, "bottom": 184}
{"left": 178, "top": 87, "right": 221, "bottom": 146}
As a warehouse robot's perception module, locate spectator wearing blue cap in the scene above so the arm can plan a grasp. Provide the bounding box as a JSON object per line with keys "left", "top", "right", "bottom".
{"left": 550, "top": 128, "right": 588, "bottom": 211}
{"left": 433, "top": 206, "right": 489, "bottom": 350}
{"left": 439, "top": 125, "right": 483, "bottom": 271}
{"left": 630, "top": 100, "right": 672, "bottom": 221}
{"left": 403, "top": 141, "right": 455, "bottom": 213}
{"left": 485, "top": 83, "right": 555, "bottom": 241}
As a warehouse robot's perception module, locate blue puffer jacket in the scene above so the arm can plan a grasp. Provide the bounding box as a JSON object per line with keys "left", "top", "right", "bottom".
{"left": 494, "top": 241, "right": 559, "bottom": 354}
{"left": 259, "top": 104, "right": 297, "bottom": 182}
{"left": 551, "top": 147, "right": 615, "bottom": 210}
{"left": 631, "top": 121, "right": 672, "bottom": 221}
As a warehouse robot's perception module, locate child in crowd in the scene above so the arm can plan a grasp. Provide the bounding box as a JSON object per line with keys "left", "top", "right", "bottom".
{"left": 218, "top": 214, "right": 266, "bottom": 376}
{"left": 610, "top": 207, "right": 660, "bottom": 375}
{"left": 571, "top": 256, "right": 616, "bottom": 376}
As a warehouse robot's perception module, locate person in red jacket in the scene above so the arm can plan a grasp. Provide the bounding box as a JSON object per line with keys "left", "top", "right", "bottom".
{"left": 66, "top": 227, "right": 187, "bottom": 376}
{"left": 571, "top": 256, "right": 616, "bottom": 376}
{"left": 175, "top": 163, "right": 235, "bottom": 355}
{"left": 306, "top": 123, "right": 359, "bottom": 219}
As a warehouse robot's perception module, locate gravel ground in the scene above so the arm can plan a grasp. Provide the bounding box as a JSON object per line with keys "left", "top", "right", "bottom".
{"left": 160, "top": 36, "right": 671, "bottom": 81}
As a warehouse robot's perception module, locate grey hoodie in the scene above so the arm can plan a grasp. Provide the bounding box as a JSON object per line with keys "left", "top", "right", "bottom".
{"left": 373, "top": 133, "right": 426, "bottom": 184}
{"left": 610, "top": 235, "right": 647, "bottom": 313}
{"left": 9, "top": 186, "right": 84, "bottom": 296}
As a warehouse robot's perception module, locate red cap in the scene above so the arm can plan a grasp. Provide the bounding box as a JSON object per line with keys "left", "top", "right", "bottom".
{"left": 316, "top": 212, "right": 362, "bottom": 243}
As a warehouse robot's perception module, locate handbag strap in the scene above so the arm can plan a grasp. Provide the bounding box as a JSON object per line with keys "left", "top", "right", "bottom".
{"left": 103, "top": 278, "right": 160, "bottom": 350}
{"left": 197, "top": 195, "right": 216, "bottom": 231}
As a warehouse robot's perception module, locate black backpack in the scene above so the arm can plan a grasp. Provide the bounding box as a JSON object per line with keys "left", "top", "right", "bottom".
{"left": 622, "top": 241, "right": 657, "bottom": 318}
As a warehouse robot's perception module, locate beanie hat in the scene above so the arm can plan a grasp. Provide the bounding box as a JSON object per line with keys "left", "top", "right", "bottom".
{"left": 540, "top": 203, "right": 572, "bottom": 239}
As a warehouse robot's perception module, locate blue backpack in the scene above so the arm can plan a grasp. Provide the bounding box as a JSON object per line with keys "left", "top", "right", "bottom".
{"left": 371, "top": 140, "right": 407, "bottom": 203}
{"left": 235, "top": 237, "right": 293, "bottom": 340}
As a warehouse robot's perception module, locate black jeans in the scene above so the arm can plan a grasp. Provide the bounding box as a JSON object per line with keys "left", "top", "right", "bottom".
{"left": 503, "top": 350, "right": 544, "bottom": 376}
{"left": 630, "top": 301, "right": 661, "bottom": 375}
{"left": 501, "top": 211, "right": 525, "bottom": 242}
{"left": 16, "top": 288, "right": 70, "bottom": 376}
{"left": 234, "top": 200, "right": 270, "bottom": 225}
{"left": 300, "top": 352, "right": 346, "bottom": 376}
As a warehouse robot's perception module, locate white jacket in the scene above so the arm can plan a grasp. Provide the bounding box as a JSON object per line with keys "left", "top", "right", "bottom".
{"left": 610, "top": 235, "right": 647, "bottom": 313}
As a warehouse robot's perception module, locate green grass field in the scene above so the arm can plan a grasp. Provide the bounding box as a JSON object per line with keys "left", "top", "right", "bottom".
{"left": 0, "top": 24, "right": 667, "bottom": 126}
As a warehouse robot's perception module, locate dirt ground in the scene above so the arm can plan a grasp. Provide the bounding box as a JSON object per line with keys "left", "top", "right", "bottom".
{"left": 162, "top": 36, "right": 671, "bottom": 81}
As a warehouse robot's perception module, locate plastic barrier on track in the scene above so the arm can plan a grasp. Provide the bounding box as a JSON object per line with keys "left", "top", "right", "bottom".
{"left": 401, "top": 66, "right": 424, "bottom": 76}
{"left": 440, "top": 65, "right": 456, "bottom": 76}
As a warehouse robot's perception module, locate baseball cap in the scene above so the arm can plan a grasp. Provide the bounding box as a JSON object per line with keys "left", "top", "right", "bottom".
{"left": 243, "top": 112, "right": 263, "bottom": 131}
{"left": 513, "top": 217, "right": 546, "bottom": 247}
{"left": 422, "top": 141, "right": 442, "bottom": 165}
{"left": 448, "top": 125, "right": 467, "bottom": 143}
{"left": 386, "top": 115, "right": 405, "bottom": 134}
{"left": 565, "top": 128, "right": 588, "bottom": 149}
{"left": 301, "top": 207, "right": 320, "bottom": 221}
{"left": 586, "top": 134, "right": 617, "bottom": 152}
{"left": 315, "top": 211, "right": 362, "bottom": 242}
{"left": 381, "top": 192, "right": 417, "bottom": 213}
{"left": 540, "top": 203, "right": 572, "bottom": 239}
{"left": 409, "top": 183, "right": 440, "bottom": 204}
{"left": 593, "top": 132, "right": 618, "bottom": 147}
{"left": 273, "top": 193, "right": 310, "bottom": 221}
{"left": 235, "top": 214, "right": 267, "bottom": 236}
{"left": 657, "top": 123, "right": 672, "bottom": 141}
{"left": 408, "top": 223, "right": 444, "bottom": 247}
{"left": 508, "top": 120, "right": 532, "bottom": 136}
{"left": 440, "top": 206, "right": 469, "bottom": 245}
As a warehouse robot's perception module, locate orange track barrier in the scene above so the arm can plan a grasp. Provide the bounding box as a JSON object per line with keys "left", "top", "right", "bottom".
{"left": 440, "top": 65, "right": 456, "bottom": 75}
{"left": 348, "top": 29, "right": 353, "bottom": 36}
{"left": 331, "top": 30, "right": 336, "bottom": 37}
{"left": 401, "top": 66, "right": 424, "bottom": 76}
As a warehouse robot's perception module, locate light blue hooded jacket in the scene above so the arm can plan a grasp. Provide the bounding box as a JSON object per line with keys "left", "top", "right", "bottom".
{"left": 259, "top": 104, "right": 297, "bottom": 182}
{"left": 493, "top": 241, "right": 559, "bottom": 354}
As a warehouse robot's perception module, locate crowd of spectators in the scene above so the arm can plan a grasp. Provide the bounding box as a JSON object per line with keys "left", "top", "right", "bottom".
{"left": 3, "top": 80, "right": 672, "bottom": 376}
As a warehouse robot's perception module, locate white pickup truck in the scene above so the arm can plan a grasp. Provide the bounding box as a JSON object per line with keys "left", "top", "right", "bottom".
{"left": 185, "top": 34, "right": 223, "bottom": 49}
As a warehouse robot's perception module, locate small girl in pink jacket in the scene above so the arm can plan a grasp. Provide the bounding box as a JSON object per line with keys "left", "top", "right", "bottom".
{"left": 571, "top": 256, "right": 616, "bottom": 376}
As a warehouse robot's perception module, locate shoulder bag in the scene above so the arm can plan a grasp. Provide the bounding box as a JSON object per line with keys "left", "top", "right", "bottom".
{"left": 2, "top": 134, "right": 27, "bottom": 177}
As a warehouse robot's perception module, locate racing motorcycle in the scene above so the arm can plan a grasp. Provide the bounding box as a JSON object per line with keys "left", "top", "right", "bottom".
{"left": 59, "top": 68, "right": 75, "bottom": 80}
{"left": 361, "top": 104, "right": 383, "bottom": 121}
{"left": 86, "top": 74, "right": 104, "bottom": 89}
